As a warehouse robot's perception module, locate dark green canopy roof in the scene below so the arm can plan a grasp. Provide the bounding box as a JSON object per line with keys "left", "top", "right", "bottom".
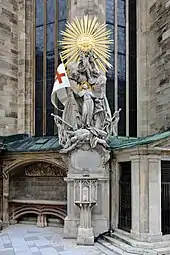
{"left": 0, "top": 131, "right": 170, "bottom": 153}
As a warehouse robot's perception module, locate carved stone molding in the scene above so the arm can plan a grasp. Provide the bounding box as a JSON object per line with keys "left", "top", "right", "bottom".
{"left": 24, "top": 162, "right": 66, "bottom": 177}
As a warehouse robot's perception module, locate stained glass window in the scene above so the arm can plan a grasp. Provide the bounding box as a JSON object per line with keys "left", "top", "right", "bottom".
{"left": 35, "top": 0, "right": 67, "bottom": 136}
{"left": 106, "top": 0, "right": 137, "bottom": 137}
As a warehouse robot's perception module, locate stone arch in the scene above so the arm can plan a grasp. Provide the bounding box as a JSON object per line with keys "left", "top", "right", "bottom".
{"left": 3, "top": 157, "right": 67, "bottom": 178}
{"left": 11, "top": 205, "right": 67, "bottom": 221}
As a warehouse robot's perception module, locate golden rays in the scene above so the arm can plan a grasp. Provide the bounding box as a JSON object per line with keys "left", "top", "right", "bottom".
{"left": 59, "top": 16, "right": 113, "bottom": 72}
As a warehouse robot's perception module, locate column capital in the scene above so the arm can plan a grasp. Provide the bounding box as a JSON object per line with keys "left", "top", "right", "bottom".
{"left": 130, "top": 155, "right": 140, "bottom": 161}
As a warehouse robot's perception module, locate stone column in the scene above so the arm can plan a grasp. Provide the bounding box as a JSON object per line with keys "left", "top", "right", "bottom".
{"left": 131, "top": 155, "right": 145, "bottom": 237}
{"left": 131, "top": 154, "right": 162, "bottom": 242}
{"left": 111, "top": 160, "right": 120, "bottom": 229}
{"left": 3, "top": 175, "right": 9, "bottom": 226}
{"left": 37, "top": 215, "right": 47, "bottom": 228}
{"left": 148, "top": 155, "right": 162, "bottom": 240}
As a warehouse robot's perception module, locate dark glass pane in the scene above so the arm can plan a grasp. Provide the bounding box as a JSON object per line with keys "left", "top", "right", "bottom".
{"left": 107, "top": 53, "right": 115, "bottom": 80}
{"left": 46, "top": 78, "right": 54, "bottom": 135}
{"left": 129, "top": 0, "right": 137, "bottom": 137}
{"left": 35, "top": 26, "right": 44, "bottom": 82}
{"left": 47, "top": 23, "right": 55, "bottom": 52}
{"left": 107, "top": 52, "right": 115, "bottom": 114}
{"left": 35, "top": 0, "right": 44, "bottom": 136}
{"left": 46, "top": 51, "right": 55, "bottom": 79}
{"left": 36, "top": 0, "right": 44, "bottom": 26}
{"left": 35, "top": 81, "right": 43, "bottom": 136}
{"left": 118, "top": 26, "right": 125, "bottom": 54}
{"left": 35, "top": 51, "right": 43, "bottom": 82}
{"left": 118, "top": 54, "right": 126, "bottom": 81}
{"left": 106, "top": 0, "right": 115, "bottom": 24}
{"left": 46, "top": 51, "right": 55, "bottom": 121}
{"left": 106, "top": 0, "right": 115, "bottom": 115}
{"left": 58, "top": 20, "right": 66, "bottom": 42}
{"left": 35, "top": 108, "right": 43, "bottom": 136}
{"left": 107, "top": 23, "right": 115, "bottom": 51}
{"left": 118, "top": 54, "right": 126, "bottom": 136}
{"left": 118, "top": 0, "right": 125, "bottom": 27}
{"left": 58, "top": 0, "right": 67, "bottom": 21}
{"left": 106, "top": 79, "right": 115, "bottom": 114}
{"left": 36, "top": 26, "right": 44, "bottom": 52}
{"left": 46, "top": 50, "right": 55, "bottom": 135}
{"left": 47, "top": 0, "right": 55, "bottom": 23}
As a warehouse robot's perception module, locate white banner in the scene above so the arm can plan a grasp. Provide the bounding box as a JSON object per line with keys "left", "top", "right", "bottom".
{"left": 51, "top": 63, "right": 71, "bottom": 108}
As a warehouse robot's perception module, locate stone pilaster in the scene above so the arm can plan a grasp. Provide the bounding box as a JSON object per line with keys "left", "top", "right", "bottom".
{"left": 3, "top": 175, "right": 9, "bottom": 226}
{"left": 111, "top": 160, "right": 119, "bottom": 229}
{"left": 131, "top": 154, "right": 162, "bottom": 242}
{"left": 148, "top": 155, "right": 161, "bottom": 238}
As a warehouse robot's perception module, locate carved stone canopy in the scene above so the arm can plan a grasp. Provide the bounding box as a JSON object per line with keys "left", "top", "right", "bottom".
{"left": 24, "top": 162, "right": 67, "bottom": 177}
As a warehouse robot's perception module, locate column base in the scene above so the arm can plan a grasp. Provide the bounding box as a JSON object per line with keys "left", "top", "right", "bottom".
{"left": 37, "top": 215, "right": 47, "bottom": 228}
{"left": 63, "top": 216, "right": 79, "bottom": 239}
{"left": 131, "top": 230, "right": 162, "bottom": 242}
{"left": 3, "top": 221, "right": 9, "bottom": 229}
{"left": 9, "top": 219, "right": 18, "bottom": 225}
{"left": 77, "top": 227, "right": 94, "bottom": 245}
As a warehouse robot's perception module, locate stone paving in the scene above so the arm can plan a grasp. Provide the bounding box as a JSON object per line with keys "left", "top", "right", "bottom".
{"left": 0, "top": 224, "right": 109, "bottom": 255}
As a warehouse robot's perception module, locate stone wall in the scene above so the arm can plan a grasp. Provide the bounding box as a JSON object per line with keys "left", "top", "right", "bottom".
{"left": 137, "top": 0, "right": 170, "bottom": 136}
{"left": 0, "top": 1, "right": 18, "bottom": 135}
{"left": 9, "top": 175, "right": 67, "bottom": 201}
{"left": 17, "top": 0, "right": 33, "bottom": 134}
{"left": 0, "top": 0, "right": 33, "bottom": 136}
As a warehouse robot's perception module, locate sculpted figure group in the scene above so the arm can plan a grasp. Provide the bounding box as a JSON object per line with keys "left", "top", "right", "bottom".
{"left": 52, "top": 50, "right": 121, "bottom": 153}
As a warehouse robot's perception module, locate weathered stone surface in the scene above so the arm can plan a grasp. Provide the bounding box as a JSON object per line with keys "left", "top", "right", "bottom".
{"left": 9, "top": 163, "right": 67, "bottom": 201}
{"left": 0, "top": 1, "right": 18, "bottom": 135}
{"left": 138, "top": 0, "right": 170, "bottom": 136}
{"left": 0, "top": 0, "right": 33, "bottom": 136}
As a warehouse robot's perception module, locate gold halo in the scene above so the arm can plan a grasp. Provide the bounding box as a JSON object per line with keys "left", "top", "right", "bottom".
{"left": 59, "top": 15, "right": 113, "bottom": 72}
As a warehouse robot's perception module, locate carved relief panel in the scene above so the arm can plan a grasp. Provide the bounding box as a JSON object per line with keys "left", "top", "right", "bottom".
{"left": 9, "top": 163, "right": 67, "bottom": 201}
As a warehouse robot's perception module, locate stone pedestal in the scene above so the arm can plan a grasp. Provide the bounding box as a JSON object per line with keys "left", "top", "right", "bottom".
{"left": 64, "top": 216, "right": 79, "bottom": 238}
{"left": 63, "top": 144, "right": 110, "bottom": 242}
{"left": 77, "top": 228, "right": 94, "bottom": 245}
{"left": 77, "top": 203, "right": 94, "bottom": 245}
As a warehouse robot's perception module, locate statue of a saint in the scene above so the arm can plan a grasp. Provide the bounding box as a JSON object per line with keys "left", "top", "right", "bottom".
{"left": 51, "top": 16, "right": 120, "bottom": 153}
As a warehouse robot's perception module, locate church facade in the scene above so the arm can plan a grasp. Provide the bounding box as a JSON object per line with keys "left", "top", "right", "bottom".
{"left": 1, "top": 0, "right": 170, "bottom": 253}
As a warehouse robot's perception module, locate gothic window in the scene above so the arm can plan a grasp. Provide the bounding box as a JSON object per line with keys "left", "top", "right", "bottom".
{"left": 34, "top": 0, "right": 67, "bottom": 136}
{"left": 106, "top": 0, "right": 137, "bottom": 137}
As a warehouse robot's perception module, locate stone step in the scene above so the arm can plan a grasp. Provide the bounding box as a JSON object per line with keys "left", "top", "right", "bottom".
{"left": 95, "top": 241, "right": 121, "bottom": 255}
{"left": 113, "top": 230, "right": 170, "bottom": 250}
{"left": 102, "top": 235, "right": 157, "bottom": 255}
{"left": 97, "top": 238, "right": 126, "bottom": 255}
{"left": 112, "top": 231, "right": 154, "bottom": 249}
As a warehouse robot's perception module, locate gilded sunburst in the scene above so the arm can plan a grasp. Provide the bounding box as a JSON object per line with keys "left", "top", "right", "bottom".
{"left": 59, "top": 16, "right": 113, "bottom": 72}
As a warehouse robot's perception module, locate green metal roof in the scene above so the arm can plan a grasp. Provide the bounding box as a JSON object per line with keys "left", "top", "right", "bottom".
{"left": 0, "top": 131, "right": 170, "bottom": 153}
{"left": 0, "top": 135, "right": 61, "bottom": 152}
{"left": 108, "top": 131, "right": 170, "bottom": 150}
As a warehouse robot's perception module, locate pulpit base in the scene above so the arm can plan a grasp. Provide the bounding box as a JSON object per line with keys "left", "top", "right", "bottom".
{"left": 77, "top": 227, "right": 94, "bottom": 245}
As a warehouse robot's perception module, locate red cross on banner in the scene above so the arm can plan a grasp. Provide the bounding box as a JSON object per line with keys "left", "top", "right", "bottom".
{"left": 55, "top": 71, "right": 66, "bottom": 84}
{"left": 51, "top": 63, "right": 71, "bottom": 108}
